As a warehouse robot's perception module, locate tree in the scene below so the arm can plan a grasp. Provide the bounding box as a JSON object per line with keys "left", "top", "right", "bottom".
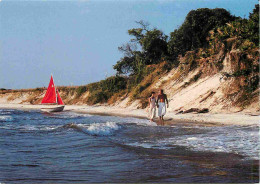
{"left": 141, "top": 29, "right": 168, "bottom": 64}
{"left": 113, "top": 21, "right": 168, "bottom": 75}
{"left": 247, "top": 4, "right": 259, "bottom": 45}
{"left": 168, "top": 8, "right": 235, "bottom": 59}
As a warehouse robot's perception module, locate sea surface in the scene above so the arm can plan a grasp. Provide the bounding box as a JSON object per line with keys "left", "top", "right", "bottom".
{"left": 0, "top": 109, "right": 259, "bottom": 183}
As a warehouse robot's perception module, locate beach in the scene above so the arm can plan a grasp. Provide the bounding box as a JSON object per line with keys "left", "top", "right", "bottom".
{"left": 0, "top": 103, "right": 259, "bottom": 126}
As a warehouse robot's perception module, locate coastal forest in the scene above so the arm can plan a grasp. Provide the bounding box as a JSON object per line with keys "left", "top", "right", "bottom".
{"left": 1, "top": 5, "right": 259, "bottom": 113}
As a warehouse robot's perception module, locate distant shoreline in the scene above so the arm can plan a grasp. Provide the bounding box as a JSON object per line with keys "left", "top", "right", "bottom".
{"left": 0, "top": 103, "right": 259, "bottom": 127}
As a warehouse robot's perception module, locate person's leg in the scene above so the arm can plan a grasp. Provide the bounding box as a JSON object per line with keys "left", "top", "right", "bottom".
{"left": 158, "top": 103, "right": 162, "bottom": 125}
{"left": 151, "top": 107, "right": 155, "bottom": 122}
{"left": 159, "top": 116, "right": 162, "bottom": 125}
{"left": 161, "top": 117, "right": 164, "bottom": 125}
{"left": 148, "top": 107, "right": 152, "bottom": 122}
{"left": 161, "top": 103, "right": 166, "bottom": 124}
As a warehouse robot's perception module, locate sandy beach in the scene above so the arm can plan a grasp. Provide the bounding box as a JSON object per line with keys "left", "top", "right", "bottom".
{"left": 0, "top": 103, "right": 259, "bottom": 126}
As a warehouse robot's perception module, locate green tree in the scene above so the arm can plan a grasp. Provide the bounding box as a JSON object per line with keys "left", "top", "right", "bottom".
{"left": 247, "top": 4, "right": 259, "bottom": 45}
{"left": 168, "top": 8, "right": 235, "bottom": 59}
{"left": 141, "top": 29, "right": 168, "bottom": 64}
{"left": 113, "top": 21, "right": 168, "bottom": 75}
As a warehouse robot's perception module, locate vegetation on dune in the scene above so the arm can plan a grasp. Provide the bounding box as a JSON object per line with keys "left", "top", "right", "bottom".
{"left": 210, "top": 4, "right": 259, "bottom": 107}
{"left": 76, "top": 86, "right": 87, "bottom": 97}
{"left": 216, "top": 5, "right": 259, "bottom": 47}
{"left": 85, "top": 76, "right": 127, "bottom": 105}
{"left": 3, "top": 5, "right": 258, "bottom": 109}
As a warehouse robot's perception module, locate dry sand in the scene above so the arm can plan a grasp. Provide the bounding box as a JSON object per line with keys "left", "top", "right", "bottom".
{"left": 0, "top": 103, "right": 259, "bottom": 126}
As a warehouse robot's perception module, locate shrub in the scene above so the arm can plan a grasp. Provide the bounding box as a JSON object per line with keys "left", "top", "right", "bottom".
{"left": 132, "top": 82, "right": 152, "bottom": 99}
{"left": 35, "top": 87, "right": 43, "bottom": 92}
{"left": 87, "top": 82, "right": 100, "bottom": 93}
{"left": 85, "top": 76, "right": 127, "bottom": 104}
{"left": 87, "top": 90, "right": 110, "bottom": 105}
{"left": 239, "top": 40, "right": 255, "bottom": 51}
{"left": 76, "top": 86, "right": 87, "bottom": 97}
{"left": 100, "top": 76, "right": 127, "bottom": 93}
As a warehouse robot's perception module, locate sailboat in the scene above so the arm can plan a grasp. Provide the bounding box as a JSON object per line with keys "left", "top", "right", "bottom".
{"left": 40, "top": 75, "right": 65, "bottom": 112}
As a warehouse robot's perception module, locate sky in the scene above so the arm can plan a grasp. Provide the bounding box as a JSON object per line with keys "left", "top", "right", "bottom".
{"left": 0, "top": 0, "right": 258, "bottom": 89}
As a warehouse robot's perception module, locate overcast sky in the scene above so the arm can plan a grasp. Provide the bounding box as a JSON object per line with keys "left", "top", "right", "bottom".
{"left": 0, "top": 0, "right": 257, "bottom": 89}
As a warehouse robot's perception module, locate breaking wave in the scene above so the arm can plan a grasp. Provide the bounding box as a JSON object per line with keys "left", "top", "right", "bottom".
{"left": 86, "top": 122, "right": 120, "bottom": 136}
{"left": 64, "top": 122, "right": 121, "bottom": 136}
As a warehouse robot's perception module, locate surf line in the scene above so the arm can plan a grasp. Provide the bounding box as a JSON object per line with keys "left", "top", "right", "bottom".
{"left": 62, "top": 122, "right": 121, "bottom": 137}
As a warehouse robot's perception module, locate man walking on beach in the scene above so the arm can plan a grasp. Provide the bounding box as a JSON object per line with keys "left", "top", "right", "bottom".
{"left": 156, "top": 89, "right": 169, "bottom": 125}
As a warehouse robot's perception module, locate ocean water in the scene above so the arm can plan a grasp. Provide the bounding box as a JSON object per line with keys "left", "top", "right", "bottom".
{"left": 0, "top": 109, "right": 258, "bottom": 183}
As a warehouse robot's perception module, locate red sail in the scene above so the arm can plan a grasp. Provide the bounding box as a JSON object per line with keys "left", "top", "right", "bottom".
{"left": 41, "top": 76, "right": 57, "bottom": 104}
{"left": 57, "top": 90, "right": 64, "bottom": 105}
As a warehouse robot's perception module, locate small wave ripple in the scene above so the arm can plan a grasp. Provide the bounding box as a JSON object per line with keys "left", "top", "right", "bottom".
{"left": 0, "top": 115, "right": 13, "bottom": 122}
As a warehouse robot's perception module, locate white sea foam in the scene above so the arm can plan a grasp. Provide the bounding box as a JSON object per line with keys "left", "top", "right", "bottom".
{"left": 0, "top": 124, "right": 60, "bottom": 131}
{"left": 186, "top": 137, "right": 198, "bottom": 140}
{"left": 21, "top": 125, "right": 38, "bottom": 131}
{"left": 124, "top": 125, "right": 259, "bottom": 159}
{"left": 0, "top": 115, "right": 13, "bottom": 122}
{"left": 20, "top": 125, "right": 58, "bottom": 131}
{"left": 127, "top": 142, "right": 154, "bottom": 149}
{"left": 0, "top": 111, "right": 11, "bottom": 115}
{"left": 64, "top": 113, "right": 92, "bottom": 118}
{"left": 85, "top": 122, "right": 120, "bottom": 136}
{"left": 124, "top": 118, "right": 157, "bottom": 126}
{"left": 50, "top": 112, "right": 93, "bottom": 119}
{"left": 159, "top": 126, "right": 259, "bottom": 159}
{"left": 61, "top": 112, "right": 93, "bottom": 118}
{"left": 102, "top": 116, "right": 157, "bottom": 126}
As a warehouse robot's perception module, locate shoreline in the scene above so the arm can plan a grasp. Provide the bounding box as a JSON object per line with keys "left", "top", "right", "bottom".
{"left": 0, "top": 103, "right": 259, "bottom": 126}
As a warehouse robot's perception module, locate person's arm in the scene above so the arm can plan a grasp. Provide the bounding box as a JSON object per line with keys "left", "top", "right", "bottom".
{"left": 148, "top": 97, "right": 151, "bottom": 108}
{"left": 165, "top": 94, "right": 169, "bottom": 108}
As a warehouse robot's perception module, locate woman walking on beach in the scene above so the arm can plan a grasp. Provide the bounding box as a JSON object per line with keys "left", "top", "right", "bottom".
{"left": 148, "top": 92, "right": 156, "bottom": 122}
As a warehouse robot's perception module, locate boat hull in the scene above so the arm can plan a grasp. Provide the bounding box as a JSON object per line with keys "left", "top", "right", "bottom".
{"left": 41, "top": 105, "right": 65, "bottom": 112}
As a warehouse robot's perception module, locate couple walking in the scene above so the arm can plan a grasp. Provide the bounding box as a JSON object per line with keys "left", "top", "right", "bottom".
{"left": 148, "top": 89, "right": 169, "bottom": 125}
